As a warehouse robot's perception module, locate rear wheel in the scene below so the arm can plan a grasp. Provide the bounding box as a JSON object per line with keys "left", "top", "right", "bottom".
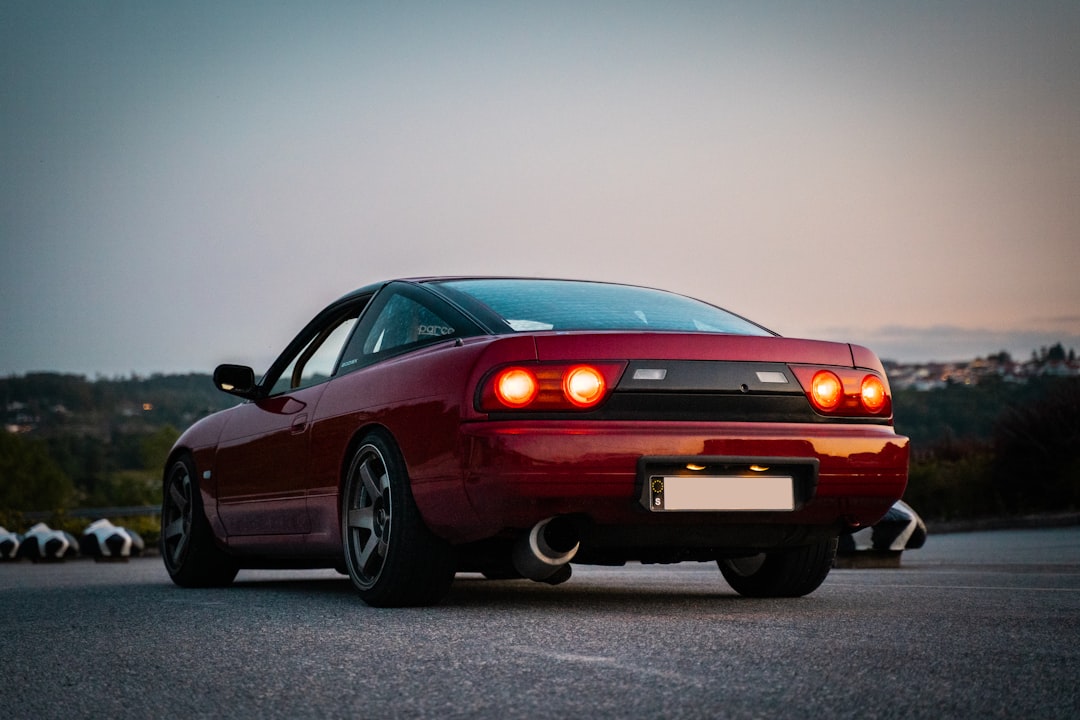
{"left": 341, "top": 432, "right": 455, "bottom": 607}
{"left": 718, "top": 537, "right": 837, "bottom": 598}
{"left": 161, "top": 454, "right": 238, "bottom": 587}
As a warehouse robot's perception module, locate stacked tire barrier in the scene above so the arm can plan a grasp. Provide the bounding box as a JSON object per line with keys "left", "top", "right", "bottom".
{"left": 79, "top": 519, "right": 145, "bottom": 560}
{"left": 836, "top": 500, "right": 927, "bottom": 568}
{"left": 0, "top": 519, "right": 147, "bottom": 563}
{"left": 16, "top": 523, "right": 80, "bottom": 562}
{"left": 0, "top": 527, "right": 20, "bottom": 560}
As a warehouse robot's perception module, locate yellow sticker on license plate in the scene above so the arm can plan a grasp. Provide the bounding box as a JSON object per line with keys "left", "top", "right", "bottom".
{"left": 651, "top": 475, "right": 795, "bottom": 511}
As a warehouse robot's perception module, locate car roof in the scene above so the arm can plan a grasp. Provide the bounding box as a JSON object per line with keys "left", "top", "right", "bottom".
{"left": 332, "top": 276, "right": 671, "bottom": 304}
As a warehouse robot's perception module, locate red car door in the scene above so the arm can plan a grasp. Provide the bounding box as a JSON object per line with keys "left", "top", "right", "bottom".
{"left": 213, "top": 383, "right": 328, "bottom": 535}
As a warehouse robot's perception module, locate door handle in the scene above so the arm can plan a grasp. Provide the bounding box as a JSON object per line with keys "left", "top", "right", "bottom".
{"left": 290, "top": 413, "right": 309, "bottom": 434}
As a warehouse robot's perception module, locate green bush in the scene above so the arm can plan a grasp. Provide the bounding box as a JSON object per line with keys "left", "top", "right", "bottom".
{"left": 0, "top": 432, "right": 75, "bottom": 512}
{"left": 898, "top": 377, "right": 1080, "bottom": 520}
{"left": 81, "top": 470, "right": 159, "bottom": 508}
{"left": 904, "top": 451, "right": 1001, "bottom": 520}
{"left": 992, "top": 378, "right": 1080, "bottom": 513}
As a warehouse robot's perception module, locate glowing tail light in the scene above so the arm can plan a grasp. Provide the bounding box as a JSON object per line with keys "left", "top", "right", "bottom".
{"left": 860, "top": 375, "right": 887, "bottom": 413}
{"left": 790, "top": 365, "right": 892, "bottom": 418}
{"left": 563, "top": 366, "right": 606, "bottom": 408}
{"left": 494, "top": 368, "right": 539, "bottom": 408}
{"left": 480, "top": 362, "right": 625, "bottom": 412}
{"left": 810, "top": 370, "right": 844, "bottom": 411}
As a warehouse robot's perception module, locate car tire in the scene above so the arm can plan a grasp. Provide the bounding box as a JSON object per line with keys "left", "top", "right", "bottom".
{"left": 717, "top": 537, "right": 838, "bottom": 598}
{"left": 341, "top": 431, "right": 456, "bottom": 607}
{"left": 161, "top": 454, "right": 239, "bottom": 587}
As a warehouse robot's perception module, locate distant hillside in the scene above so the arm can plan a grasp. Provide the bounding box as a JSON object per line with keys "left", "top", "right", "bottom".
{"left": 2, "top": 373, "right": 240, "bottom": 525}
{"left": 2, "top": 372, "right": 237, "bottom": 438}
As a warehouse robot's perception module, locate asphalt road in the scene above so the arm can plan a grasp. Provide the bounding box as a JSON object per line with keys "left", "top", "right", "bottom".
{"left": 1, "top": 527, "right": 1078, "bottom": 719}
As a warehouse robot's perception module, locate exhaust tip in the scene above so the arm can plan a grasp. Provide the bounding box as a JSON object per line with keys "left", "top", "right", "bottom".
{"left": 512, "top": 516, "right": 580, "bottom": 582}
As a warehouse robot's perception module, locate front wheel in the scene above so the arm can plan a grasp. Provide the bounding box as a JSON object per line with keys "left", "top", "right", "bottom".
{"left": 341, "top": 432, "right": 455, "bottom": 607}
{"left": 161, "top": 454, "right": 238, "bottom": 587}
{"left": 718, "top": 537, "right": 837, "bottom": 598}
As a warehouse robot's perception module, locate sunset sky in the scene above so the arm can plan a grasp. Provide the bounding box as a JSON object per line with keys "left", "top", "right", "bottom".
{"left": 3, "top": 1, "right": 1078, "bottom": 376}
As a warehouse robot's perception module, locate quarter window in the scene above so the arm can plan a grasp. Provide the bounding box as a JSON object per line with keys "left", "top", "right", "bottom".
{"left": 336, "top": 290, "right": 461, "bottom": 374}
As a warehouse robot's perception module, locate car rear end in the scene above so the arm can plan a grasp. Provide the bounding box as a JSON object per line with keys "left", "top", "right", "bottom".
{"left": 454, "top": 331, "right": 908, "bottom": 563}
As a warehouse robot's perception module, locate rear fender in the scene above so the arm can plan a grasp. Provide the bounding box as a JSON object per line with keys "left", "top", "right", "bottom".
{"left": 461, "top": 334, "right": 539, "bottom": 421}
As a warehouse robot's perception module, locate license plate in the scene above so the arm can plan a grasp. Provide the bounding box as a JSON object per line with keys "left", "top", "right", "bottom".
{"left": 648, "top": 475, "right": 795, "bottom": 511}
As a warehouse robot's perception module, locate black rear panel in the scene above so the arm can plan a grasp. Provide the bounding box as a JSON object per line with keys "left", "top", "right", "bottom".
{"left": 597, "top": 392, "right": 819, "bottom": 423}
{"left": 616, "top": 361, "right": 802, "bottom": 394}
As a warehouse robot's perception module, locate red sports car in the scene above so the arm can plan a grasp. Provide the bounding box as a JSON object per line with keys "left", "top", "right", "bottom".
{"left": 161, "top": 278, "right": 908, "bottom": 606}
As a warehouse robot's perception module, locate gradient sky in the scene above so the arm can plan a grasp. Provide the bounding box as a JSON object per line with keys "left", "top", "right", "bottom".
{"left": 3, "top": 1, "right": 1078, "bottom": 376}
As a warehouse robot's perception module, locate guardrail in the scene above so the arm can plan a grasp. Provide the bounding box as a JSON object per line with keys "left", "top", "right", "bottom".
{"left": 21, "top": 505, "right": 160, "bottom": 522}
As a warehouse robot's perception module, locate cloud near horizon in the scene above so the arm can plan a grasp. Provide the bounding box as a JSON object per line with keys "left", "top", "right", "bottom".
{"left": 814, "top": 323, "right": 1080, "bottom": 364}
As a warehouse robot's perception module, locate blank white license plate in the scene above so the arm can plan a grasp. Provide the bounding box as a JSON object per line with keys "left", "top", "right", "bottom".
{"left": 655, "top": 475, "right": 795, "bottom": 511}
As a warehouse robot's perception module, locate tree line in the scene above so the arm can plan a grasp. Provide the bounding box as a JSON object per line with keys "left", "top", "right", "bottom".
{"left": 1, "top": 373, "right": 237, "bottom": 537}
{"left": 894, "top": 375, "right": 1080, "bottom": 520}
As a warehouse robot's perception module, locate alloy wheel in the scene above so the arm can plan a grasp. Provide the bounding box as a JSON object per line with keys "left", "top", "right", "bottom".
{"left": 162, "top": 460, "right": 193, "bottom": 571}
{"left": 344, "top": 443, "right": 393, "bottom": 588}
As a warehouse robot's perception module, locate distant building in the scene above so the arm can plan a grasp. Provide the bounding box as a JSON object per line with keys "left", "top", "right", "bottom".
{"left": 885, "top": 349, "right": 1078, "bottom": 390}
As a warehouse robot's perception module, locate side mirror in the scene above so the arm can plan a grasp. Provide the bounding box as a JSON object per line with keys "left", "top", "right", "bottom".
{"left": 213, "top": 364, "right": 262, "bottom": 400}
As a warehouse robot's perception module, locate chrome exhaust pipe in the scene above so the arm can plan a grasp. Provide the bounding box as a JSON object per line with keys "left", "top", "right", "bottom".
{"left": 512, "top": 516, "right": 580, "bottom": 582}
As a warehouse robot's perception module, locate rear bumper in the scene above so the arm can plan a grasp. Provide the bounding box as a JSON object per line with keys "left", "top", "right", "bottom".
{"left": 445, "top": 420, "right": 908, "bottom": 545}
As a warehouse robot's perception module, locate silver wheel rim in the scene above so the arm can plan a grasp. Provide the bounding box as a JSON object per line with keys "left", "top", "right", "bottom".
{"left": 344, "top": 443, "right": 392, "bottom": 589}
{"left": 162, "top": 462, "right": 193, "bottom": 570}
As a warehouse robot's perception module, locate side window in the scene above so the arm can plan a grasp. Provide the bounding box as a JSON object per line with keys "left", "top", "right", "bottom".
{"left": 268, "top": 316, "right": 358, "bottom": 396}
{"left": 337, "top": 291, "right": 459, "bottom": 374}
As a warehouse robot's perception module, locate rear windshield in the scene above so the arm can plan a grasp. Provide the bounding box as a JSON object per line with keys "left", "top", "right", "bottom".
{"left": 433, "top": 279, "right": 773, "bottom": 336}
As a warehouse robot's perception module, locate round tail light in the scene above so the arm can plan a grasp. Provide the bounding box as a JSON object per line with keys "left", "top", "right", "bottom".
{"left": 562, "top": 365, "right": 606, "bottom": 408}
{"left": 860, "top": 375, "right": 887, "bottom": 413}
{"left": 495, "top": 368, "right": 539, "bottom": 408}
{"left": 810, "top": 370, "right": 844, "bottom": 411}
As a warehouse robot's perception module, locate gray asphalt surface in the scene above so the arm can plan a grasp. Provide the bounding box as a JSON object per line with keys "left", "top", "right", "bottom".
{"left": 1, "top": 527, "right": 1078, "bottom": 719}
